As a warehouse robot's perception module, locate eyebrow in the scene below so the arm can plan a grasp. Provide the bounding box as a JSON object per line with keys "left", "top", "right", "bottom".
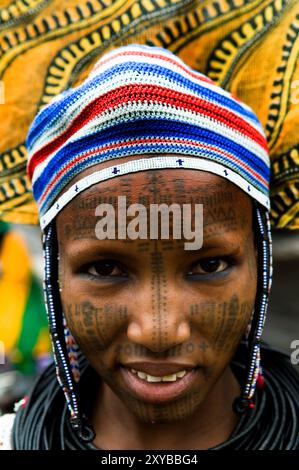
{"left": 61, "top": 233, "right": 245, "bottom": 259}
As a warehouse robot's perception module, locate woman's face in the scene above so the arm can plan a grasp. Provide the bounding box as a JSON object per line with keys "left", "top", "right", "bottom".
{"left": 56, "top": 158, "right": 257, "bottom": 424}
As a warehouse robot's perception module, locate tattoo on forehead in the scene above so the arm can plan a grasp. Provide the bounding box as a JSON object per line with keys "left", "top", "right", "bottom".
{"left": 63, "top": 216, "right": 96, "bottom": 239}
{"left": 202, "top": 205, "right": 239, "bottom": 241}
{"left": 74, "top": 194, "right": 118, "bottom": 210}
{"left": 192, "top": 190, "right": 234, "bottom": 207}
{"left": 73, "top": 176, "right": 135, "bottom": 208}
{"left": 135, "top": 172, "right": 195, "bottom": 251}
{"left": 69, "top": 172, "right": 235, "bottom": 214}
{"left": 63, "top": 170, "right": 239, "bottom": 241}
{"left": 204, "top": 206, "right": 236, "bottom": 227}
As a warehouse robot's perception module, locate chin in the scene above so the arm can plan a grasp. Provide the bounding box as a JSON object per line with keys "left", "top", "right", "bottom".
{"left": 127, "top": 397, "right": 200, "bottom": 424}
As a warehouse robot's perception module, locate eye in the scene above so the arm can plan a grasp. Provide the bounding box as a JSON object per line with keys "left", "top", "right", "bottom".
{"left": 87, "top": 259, "right": 126, "bottom": 278}
{"left": 188, "top": 258, "right": 230, "bottom": 276}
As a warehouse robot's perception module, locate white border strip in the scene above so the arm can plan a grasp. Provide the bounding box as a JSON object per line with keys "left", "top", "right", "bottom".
{"left": 40, "top": 156, "right": 270, "bottom": 230}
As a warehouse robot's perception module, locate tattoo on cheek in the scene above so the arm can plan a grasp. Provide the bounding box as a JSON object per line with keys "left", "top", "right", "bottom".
{"left": 63, "top": 300, "right": 198, "bottom": 363}
{"left": 189, "top": 296, "right": 253, "bottom": 352}
{"left": 64, "top": 301, "right": 128, "bottom": 352}
{"left": 64, "top": 293, "right": 251, "bottom": 358}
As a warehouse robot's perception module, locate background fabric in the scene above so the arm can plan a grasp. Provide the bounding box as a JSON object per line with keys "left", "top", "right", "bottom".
{"left": 0, "top": 0, "right": 298, "bottom": 228}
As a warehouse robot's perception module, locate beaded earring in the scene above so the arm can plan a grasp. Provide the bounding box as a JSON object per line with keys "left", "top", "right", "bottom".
{"left": 56, "top": 248, "right": 81, "bottom": 382}
{"left": 233, "top": 204, "right": 272, "bottom": 413}
{"left": 63, "top": 313, "right": 81, "bottom": 383}
{"left": 43, "top": 221, "right": 95, "bottom": 442}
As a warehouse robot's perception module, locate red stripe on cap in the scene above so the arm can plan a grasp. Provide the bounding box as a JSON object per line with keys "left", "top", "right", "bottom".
{"left": 28, "top": 84, "right": 267, "bottom": 180}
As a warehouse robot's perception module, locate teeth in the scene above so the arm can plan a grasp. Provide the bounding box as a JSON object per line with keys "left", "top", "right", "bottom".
{"left": 161, "top": 374, "right": 178, "bottom": 382}
{"left": 176, "top": 370, "right": 187, "bottom": 378}
{"left": 131, "top": 369, "right": 187, "bottom": 382}
{"left": 146, "top": 375, "right": 162, "bottom": 382}
{"left": 137, "top": 371, "right": 147, "bottom": 379}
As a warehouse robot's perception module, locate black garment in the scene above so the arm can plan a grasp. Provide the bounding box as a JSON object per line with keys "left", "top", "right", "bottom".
{"left": 12, "top": 344, "right": 299, "bottom": 450}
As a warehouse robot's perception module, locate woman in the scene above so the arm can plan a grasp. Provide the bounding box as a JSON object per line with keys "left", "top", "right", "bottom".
{"left": 1, "top": 45, "right": 298, "bottom": 449}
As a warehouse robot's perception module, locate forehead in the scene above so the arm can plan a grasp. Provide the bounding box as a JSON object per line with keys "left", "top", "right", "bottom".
{"left": 70, "top": 169, "right": 234, "bottom": 203}
{"left": 55, "top": 158, "right": 253, "bottom": 247}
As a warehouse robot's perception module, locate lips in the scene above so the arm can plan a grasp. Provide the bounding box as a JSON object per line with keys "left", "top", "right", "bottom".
{"left": 122, "top": 362, "right": 195, "bottom": 376}
{"left": 119, "top": 363, "right": 199, "bottom": 403}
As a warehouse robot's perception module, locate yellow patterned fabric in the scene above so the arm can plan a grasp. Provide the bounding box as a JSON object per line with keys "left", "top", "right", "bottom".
{"left": 0, "top": 0, "right": 298, "bottom": 229}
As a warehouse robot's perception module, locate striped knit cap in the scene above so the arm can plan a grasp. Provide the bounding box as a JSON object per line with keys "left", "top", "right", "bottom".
{"left": 26, "top": 44, "right": 270, "bottom": 229}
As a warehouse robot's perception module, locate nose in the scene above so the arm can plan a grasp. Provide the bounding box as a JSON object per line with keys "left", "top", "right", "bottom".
{"left": 126, "top": 284, "right": 191, "bottom": 353}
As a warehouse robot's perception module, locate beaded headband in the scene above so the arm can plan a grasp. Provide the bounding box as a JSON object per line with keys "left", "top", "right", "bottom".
{"left": 26, "top": 44, "right": 272, "bottom": 441}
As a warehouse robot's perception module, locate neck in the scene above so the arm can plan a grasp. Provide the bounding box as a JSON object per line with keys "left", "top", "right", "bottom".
{"left": 89, "top": 366, "right": 240, "bottom": 450}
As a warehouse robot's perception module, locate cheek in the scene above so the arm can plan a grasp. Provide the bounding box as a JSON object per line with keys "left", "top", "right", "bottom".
{"left": 62, "top": 301, "right": 105, "bottom": 357}
{"left": 59, "top": 257, "right": 133, "bottom": 371}
{"left": 62, "top": 299, "right": 129, "bottom": 356}
{"left": 188, "top": 262, "right": 257, "bottom": 356}
{"left": 189, "top": 294, "right": 253, "bottom": 353}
